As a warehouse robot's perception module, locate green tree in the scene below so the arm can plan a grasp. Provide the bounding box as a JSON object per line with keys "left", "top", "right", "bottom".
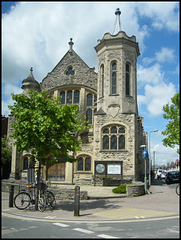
{"left": 162, "top": 93, "right": 180, "bottom": 154}
{"left": 1, "top": 136, "right": 12, "bottom": 179}
{"left": 8, "top": 90, "right": 89, "bottom": 209}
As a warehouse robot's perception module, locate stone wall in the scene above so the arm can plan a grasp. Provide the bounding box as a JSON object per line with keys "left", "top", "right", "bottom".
{"left": 126, "top": 183, "right": 145, "bottom": 197}
{"left": 1, "top": 182, "right": 88, "bottom": 200}
{"left": 40, "top": 50, "right": 97, "bottom": 92}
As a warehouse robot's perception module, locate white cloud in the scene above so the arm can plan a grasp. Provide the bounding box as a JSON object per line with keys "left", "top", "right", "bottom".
{"left": 142, "top": 47, "right": 175, "bottom": 66}
{"left": 155, "top": 47, "right": 175, "bottom": 63}
{"left": 3, "top": 83, "right": 22, "bottom": 96}
{"left": 136, "top": 2, "right": 179, "bottom": 32}
{"left": 1, "top": 1, "right": 152, "bottom": 87}
{"left": 138, "top": 82, "right": 176, "bottom": 117}
{"left": 137, "top": 63, "right": 164, "bottom": 85}
{"left": 2, "top": 83, "right": 22, "bottom": 116}
{"left": 151, "top": 142, "right": 179, "bottom": 166}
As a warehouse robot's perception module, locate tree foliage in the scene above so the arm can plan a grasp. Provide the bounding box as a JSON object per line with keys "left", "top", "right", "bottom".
{"left": 8, "top": 90, "right": 89, "bottom": 163}
{"left": 162, "top": 93, "right": 180, "bottom": 154}
{"left": 8, "top": 90, "right": 89, "bottom": 209}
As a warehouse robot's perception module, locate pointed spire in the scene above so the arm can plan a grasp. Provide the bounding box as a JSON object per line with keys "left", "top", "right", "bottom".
{"left": 68, "top": 38, "right": 74, "bottom": 51}
{"left": 112, "top": 8, "right": 122, "bottom": 35}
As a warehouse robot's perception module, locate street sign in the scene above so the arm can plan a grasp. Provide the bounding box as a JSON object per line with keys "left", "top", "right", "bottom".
{"left": 142, "top": 150, "right": 148, "bottom": 158}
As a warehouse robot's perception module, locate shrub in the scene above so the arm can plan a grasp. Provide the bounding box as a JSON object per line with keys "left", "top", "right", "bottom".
{"left": 112, "top": 185, "right": 126, "bottom": 194}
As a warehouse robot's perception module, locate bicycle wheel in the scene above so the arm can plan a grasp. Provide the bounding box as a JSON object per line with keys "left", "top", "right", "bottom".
{"left": 14, "top": 192, "right": 31, "bottom": 210}
{"left": 46, "top": 190, "right": 56, "bottom": 207}
{"left": 38, "top": 194, "right": 46, "bottom": 212}
{"left": 176, "top": 184, "right": 180, "bottom": 195}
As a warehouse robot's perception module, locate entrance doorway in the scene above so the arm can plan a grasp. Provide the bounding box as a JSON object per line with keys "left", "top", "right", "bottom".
{"left": 48, "top": 162, "right": 65, "bottom": 181}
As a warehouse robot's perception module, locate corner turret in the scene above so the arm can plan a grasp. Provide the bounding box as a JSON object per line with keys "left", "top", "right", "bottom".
{"left": 21, "top": 67, "right": 40, "bottom": 95}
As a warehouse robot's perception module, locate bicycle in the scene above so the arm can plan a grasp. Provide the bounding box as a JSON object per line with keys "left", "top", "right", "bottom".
{"left": 176, "top": 183, "right": 180, "bottom": 195}
{"left": 41, "top": 189, "right": 56, "bottom": 209}
{"left": 14, "top": 185, "right": 46, "bottom": 212}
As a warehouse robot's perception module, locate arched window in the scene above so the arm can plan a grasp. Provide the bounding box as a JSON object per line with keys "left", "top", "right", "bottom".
{"left": 85, "top": 92, "right": 97, "bottom": 125}
{"left": 86, "top": 108, "right": 92, "bottom": 124}
{"left": 85, "top": 157, "right": 91, "bottom": 171}
{"left": 119, "top": 135, "right": 125, "bottom": 149}
{"left": 102, "top": 125, "right": 126, "bottom": 150}
{"left": 74, "top": 90, "right": 80, "bottom": 104}
{"left": 60, "top": 89, "right": 80, "bottom": 105}
{"left": 101, "top": 64, "right": 104, "bottom": 97}
{"left": 77, "top": 156, "right": 91, "bottom": 172}
{"left": 126, "top": 62, "right": 131, "bottom": 96}
{"left": 87, "top": 93, "right": 93, "bottom": 106}
{"left": 94, "top": 95, "right": 97, "bottom": 106}
{"left": 67, "top": 90, "right": 72, "bottom": 104}
{"left": 23, "top": 157, "right": 28, "bottom": 169}
{"left": 78, "top": 157, "right": 83, "bottom": 171}
{"left": 60, "top": 91, "right": 65, "bottom": 104}
{"left": 111, "top": 135, "right": 117, "bottom": 149}
{"left": 111, "top": 61, "right": 117, "bottom": 94}
{"left": 103, "top": 135, "right": 109, "bottom": 149}
{"left": 29, "top": 156, "right": 35, "bottom": 168}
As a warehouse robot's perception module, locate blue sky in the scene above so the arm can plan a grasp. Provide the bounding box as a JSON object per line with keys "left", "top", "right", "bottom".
{"left": 1, "top": 1, "right": 179, "bottom": 166}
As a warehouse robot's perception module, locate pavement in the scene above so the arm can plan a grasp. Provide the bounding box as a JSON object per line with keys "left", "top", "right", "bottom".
{"left": 1, "top": 179, "right": 179, "bottom": 222}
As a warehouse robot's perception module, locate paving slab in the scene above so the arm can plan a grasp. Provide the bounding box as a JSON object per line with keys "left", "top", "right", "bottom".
{"left": 1, "top": 179, "right": 179, "bottom": 221}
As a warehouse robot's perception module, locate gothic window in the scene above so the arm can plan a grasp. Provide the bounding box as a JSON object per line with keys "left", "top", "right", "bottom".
{"left": 103, "top": 135, "right": 109, "bottom": 149}
{"left": 126, "top": 62, "right": 131, "bottom": 96}
{"left": 60, "top": 91, "right": 65, "bottom": 104}
{"left": 77, "top": 156, "right": 91, "bottom": 171}
{"left": 23, "top": 157, "right": 28, "bottom": 170}
{"left": 87, "top": 93, "right": 93, "bottom": 106}
{"left": 86, "top": 92, "right": 97, "bottom": 125}
{"left": 74, "top": 90, "right": 80, "bottom": 104}
{"left": 78, "top": 157, "right": 83, "bottom": 171}
{"left": 102, "top": 125, "right": 126, "bottom": 150}
{"left": 119, "top": 135, "right": 125, "bottom": 149}
{"left": 111, "top": 135, "right": 117, "bottom": 149}
{"left": 111, "top": 61, "right": 117, "bottom": 94}
{"left": 86, "top": 108, "right": 92, "bottom": 124}
{"left": 94, "top": 95, "right": 97, "bottom": 106}
{"left": 67, "top": 90, "right": 72, "bottom": 104}
{"left": 66, "top": 66, "right": 74, "bottom": 76}
{"left": 101, "top": 64, "right": 104, "bottom": 97}
{"left": 85, "top": 157, "right": 91, "bottom": 171}
{"left": 29, "top": 156, "right": 35, "bottom": 168}
{"left": 60, "top": 90, "right": 80, "bottom": 105}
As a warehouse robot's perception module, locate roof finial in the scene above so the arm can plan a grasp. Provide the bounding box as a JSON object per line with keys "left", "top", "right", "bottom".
{"left": 112, "top": 8, "right": 122, "bottom": 35}
{"left": 68, "top": 38, "right": 74, "bottom": 51}
{"left": 30, "top": 67, "right": 33, "bottom": 73}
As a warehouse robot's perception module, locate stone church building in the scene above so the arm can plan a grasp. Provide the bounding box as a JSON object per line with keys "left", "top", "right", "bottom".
{"left": 8, "top": 9, "right": 148, "bottom": 186}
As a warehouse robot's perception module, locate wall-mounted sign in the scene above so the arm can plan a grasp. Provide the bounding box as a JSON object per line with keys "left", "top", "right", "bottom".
{"left": 107, "top": 164, "right": 121, "bottom": 174}
{"left": 96, "top": 164, "right": 105, "bottom": 174}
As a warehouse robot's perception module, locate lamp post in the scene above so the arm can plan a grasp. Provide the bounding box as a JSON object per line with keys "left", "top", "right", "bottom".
{"left": 149, "top": 129, "right": 158, "bottom": 187}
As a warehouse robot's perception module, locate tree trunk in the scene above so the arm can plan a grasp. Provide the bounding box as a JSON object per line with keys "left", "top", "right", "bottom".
{"left": 35, "top": 159, "right": 41, "bottom": 210}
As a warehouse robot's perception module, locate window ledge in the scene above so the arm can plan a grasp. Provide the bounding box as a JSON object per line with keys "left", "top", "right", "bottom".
{"left": 109, "top": 94, "right": 119, "bottom": 96}
{"left": 100, "top": 150, "right": 128, "bottom": 152}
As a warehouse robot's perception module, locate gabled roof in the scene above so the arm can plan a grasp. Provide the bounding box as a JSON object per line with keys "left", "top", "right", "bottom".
{"left": 40, "top": 48, "right": 97, "bottom": 92}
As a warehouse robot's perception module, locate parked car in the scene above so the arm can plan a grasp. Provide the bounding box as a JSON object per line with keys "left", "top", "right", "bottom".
{"left": 160, "top": 171, "right": 166, "bottom": 179}
{"left": 165, "top": 171, "right": 180, "bottom": 184}
{"left": 157, "top": 169, "right": 166, "bottom": 179}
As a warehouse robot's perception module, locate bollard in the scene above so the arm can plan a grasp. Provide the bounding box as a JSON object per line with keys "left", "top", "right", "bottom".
{"left": 9, "top": 185, "right": 14, "bottom": 207}
{"left": 74, "top": 186, "right": 80, "bottom": 216}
